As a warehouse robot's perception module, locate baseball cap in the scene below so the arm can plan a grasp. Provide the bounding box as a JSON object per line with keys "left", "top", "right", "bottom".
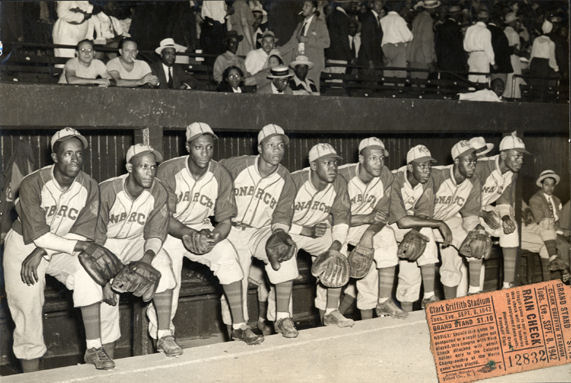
{"left": 469, "top": 136, "right": 494, "bottom": 157}
{"left": 406, "top": 145, "right": 436, "bottom": 164}
{"left": 451, "top": 140, "right": 476, "bottom": 160}
{"left": 359, "top": 137, "right": 389, "bottom": 156}
{"left": 126, "top": 144, "right": 163, "bottom": 163}
{"left": 185, "top": 122, "right": 218, "bottom": 143}
{"left": 499, "top": 131, "right": 531, "bottom": 154}
{"left": 51, "top": 127, "right": 88, "bottom": 150}
{"left": 258, "top": 124, "right": 289, "bottom": 145}
{"left": 308, "top": 143, "right": 342, "bottom": 163}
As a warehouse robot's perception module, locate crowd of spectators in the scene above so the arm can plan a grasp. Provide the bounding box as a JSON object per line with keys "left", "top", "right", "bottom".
{"left": 1, "top": 0, "right": 568, "bottom": 101}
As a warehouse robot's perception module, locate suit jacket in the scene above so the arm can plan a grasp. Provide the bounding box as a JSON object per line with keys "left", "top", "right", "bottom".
{"left": 406, "top": 11, "right": 436, "bottom": 64}
{"left": 150, "top": 61, "right": 196, "bottom": 89}
{"left": 529, "top": 191, "right": 563, "bottom": 225}
{"left": 488, "top": 23, "right": 513, "bottom": 73}
{"left": 357, "top": 10, "right": 383, "bottom": 67}
{"left": 257, "top": 82, "right": 294, "bottom": 95}
{"left": 435, "top": 18, "right": 466, "bottom": 71}
{"left": 325, "top": 8, "right": 351, "bottom": 62}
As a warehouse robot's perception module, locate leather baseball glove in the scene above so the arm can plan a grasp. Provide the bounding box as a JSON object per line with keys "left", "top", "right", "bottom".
{"left": 111, "top": 261, "right": 161, "bottom": 302}
{"left": 78, "top": 243, "right": 123, "bottom": 286}
{"left": 397, "top": 229, "right": 430, "bottom": 262}
{"left": 459, "top": 225, "right": 492, "bottom": 260}
{"left": 348, "top": 245, "right": 374, "bottom": 279}
{"left": 311, "top": 249, "right": 350, "bottom": 288}
{"left": 265, "top": 230, "right": 297, "bottom": 271}
{"left": 182, "top": 229, "right": 215, "bottom": 255}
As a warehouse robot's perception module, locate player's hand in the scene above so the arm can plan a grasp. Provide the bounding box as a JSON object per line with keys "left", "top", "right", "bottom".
{"left": 502, "top": 215, "right": 516, "bottom": 234}
{"left": 438, "top": 222, "right": 452, "bottom": 248}
{"left": 312, "top": 223, "right": 328, "bottom": 238}
{"left": 98, "top": 78, "right": 110, "bottom": 88}
{"left": 102, "top": 282, "right": 118, "bottom": 306}
{"left": 20, "top": 247, "right": 46, "bottom": 285}
{"left": 481, "top": 210, "right": 501, "bottom": 230}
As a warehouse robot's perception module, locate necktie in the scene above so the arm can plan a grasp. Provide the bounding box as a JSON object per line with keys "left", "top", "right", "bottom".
{"left": 167, "top": 67, "right": 173, "bottom": 88}
{"left": 301, "top": 20, "right": 309, "bottom": 36}
{"left": 547, "top": 196, "right": 555, "bottom": 218}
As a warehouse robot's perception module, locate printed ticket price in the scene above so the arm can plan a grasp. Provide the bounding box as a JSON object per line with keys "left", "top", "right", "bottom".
{"left": 425, "top": 280, "right": 571, "bottom": 382}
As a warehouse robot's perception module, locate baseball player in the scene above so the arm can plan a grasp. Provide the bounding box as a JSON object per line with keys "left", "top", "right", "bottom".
{"left": 289, "top": 143, "right": 353, "bottom": 327}
{"left": 391, "top": 145, "right": 452, "bottom": 311}
{"left": 431, "top": 140, "right": 483, "bottom": 299}
{"left": 220, "top": 124, "right": 299, "bottom": 338}
{"left": 96, "top": 144, "right": 178, "bottom": 357}
{"left": 146, "top": 122, "right": 263, "bottom": 346}
{"left": 337, "top": 137, "right": 407, "bottom": 320}
{"left": 3, "top": 128, "right": 112, "bottom": 371}
{"left": 471, "top": 133, "right": 529, "bottom": 291}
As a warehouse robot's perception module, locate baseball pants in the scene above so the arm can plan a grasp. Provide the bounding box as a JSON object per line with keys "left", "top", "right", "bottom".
{"left": 222, "top": 226, "right": 299, "bottom": 325}
{"left": 393, "top": 226, "right": 439, "bottom": 304}
{"left": 148, "top": 226, "right": 243, "bottom": 338}
{"left": 100, "top": 237, "right": 176, "bottom": 343}
{"left": 341, "top": 225, "right": 399, "bottom": 310}
{"left": 3, "top": 230, "right": 102, "bottom": 360}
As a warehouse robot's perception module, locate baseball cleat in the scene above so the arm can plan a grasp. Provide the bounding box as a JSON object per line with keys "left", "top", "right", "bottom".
{"left": 274, "top": 317, "right": 299, "bottom": 338}
{"left": 421, "top": 295, "right": 440, "bottom": 309}
{"left": 376, "top": 299, "right": 408, "bottom": 319}
{"left": 232, "top": 326, "right": 265, "bottom": 345}
{"left": 323, "top": 310, "right": 355, "bottom": 328}
{"left": 157, "top": 335, "right": 184, "bottom": 357}
{"left": 257, "top": 320, "right": 273, "bottom": 336}
{"left": 84, "top": 347, "right": 115, "bottom": 370}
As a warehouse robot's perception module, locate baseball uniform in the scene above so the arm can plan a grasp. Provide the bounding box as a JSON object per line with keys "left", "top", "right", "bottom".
{"left": 147, "top": 156, "right": 243, "bottom": 338}
{"left": 390, "top": 166, "right": 439, "bottom": 303}
{"left": 337, "top": 163, "right": 398, "bottom": 310}
{"left": 431, "top": 165, "right": 482, "bottom": 288}
{"left": 3, "top": 165, "right": 101, "bottom": 360}
{"left": 289, "top": 167, "right": 351, "bottom": 310}
{"left": 219, "top": 155, "right": 297, "bottom": 325}
{"left": 96, "top": 174, "right": 175, "bottom": 343}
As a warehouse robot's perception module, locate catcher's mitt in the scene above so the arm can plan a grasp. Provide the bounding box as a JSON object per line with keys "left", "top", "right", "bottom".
{"left": 182, "top": 229, "right": 215, "bottom": 255}
{"left": 398, "top": 229, "right": 429, "bottom": 262}
{"left": 459, "top": 225, "right": 492, "bottom": 260}
{"left": 348, "top": 245, "right": 374, "bottom": 279}
{"left": 78, "top": 243, "right": 123, "bottom": 286}
{"left": 311, "top": 250, "right": 350, "bottom": 288}
{"left": 111, "top": 261, "right": 161, "bottom": 302}
{"left": 265, "top": 230, "right": 297, "bottom": 271}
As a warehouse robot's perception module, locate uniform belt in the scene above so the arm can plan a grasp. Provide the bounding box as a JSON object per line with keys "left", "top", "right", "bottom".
{"left": 232, "top": 222, "right": 254, "bottom": 230}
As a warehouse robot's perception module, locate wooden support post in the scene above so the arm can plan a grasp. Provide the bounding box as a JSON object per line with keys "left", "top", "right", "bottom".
{"left": 134, "top": 126, "right": 164, "bottom": 152}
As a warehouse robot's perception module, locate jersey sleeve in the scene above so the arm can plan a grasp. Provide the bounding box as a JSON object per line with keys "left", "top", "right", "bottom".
{"left": 69, "top": 175, "right": 100, "bottom": 241}
{"left": 94, "top": 180, "right": 117, "bottom": 245}
{"left": 271, "top": 168, "right": 296, "bottom": 231}
{"left": 388, "top": 173, "right": 408, "bottom": 224}
{"left": 214, "top": 164, "right": 237, "bottom": 223}
{"left": 372, "top": 167, "right": 393, "bottom": 222}
{"left": 459, "top": 177, "right": 482, "bottom": 219}
{"left": 331, "top": 177, "right": 351, "bottom": 227}
{"left": 143, "top": 181, "right": 169, "bottom": 243}
{"left": 16, "top": 173, "right": 51, "bottom": 244}
{"left": 157, "top": 160, "right": 179, "bottom": 216}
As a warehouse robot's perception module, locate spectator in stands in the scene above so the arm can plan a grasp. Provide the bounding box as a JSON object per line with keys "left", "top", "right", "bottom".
{"left": 503, "top": 12, "right": 525, "bottom": 99}
{"left": 150, "top": 38, "right": 195, "bottom": 90}
{"left": 200, "top": 0, "right": 228, "bottom": 65}
{"left": 435, "top": 5, "right": 466, "bottom": 80}
{"left": 289, "top": 55, "right": 319, "bottom": 95}
{"left": 257, "top": 65, "right": 294, "bottom": 94}
{"left": 106, "top": 38, "right": 159, "bottom": 87}
{"left": 53, "top": 1, "right": 93, "bottom": 59}
{"left": 529, "top": 20, "right": 559, "bottom": 101}
{"left": 251, "top": 2, "right": 269, "bottom": 48}
{"left": 458, "top": 78, "right": 504, "bottom": 102}
{"left": 245, "top": 30, "right": 279, "bottom": 77}
{"left": 487, "top": 14, "right": 512, "bottom": 87}
{"left": 463, "top": 9, "right": 495, "bottom": 85}
{"left": 213, "top": 31, "right": 249, "bottom": 84}
{"left": 59, "top": 39, "right": 110, "bottom": 86}
{"left": 217, "top": 66, "right": 248, "bottom": 93}
{"left": 380, "top": 1, "right": 413, "bottom": 80}
{"left": 230, "top": 0, "right": 255, "bottom": 57}
{"left": 324, "top": 0, "right": 353, "bottom": 75}
{"left": 280, "top": 0, "right": 330, "bottom": 91}
{"left": 357, "top": 0, "right": 384, "bottom": 81}
{"left": 407, "top": 0, "right": 438, "bottom": 80}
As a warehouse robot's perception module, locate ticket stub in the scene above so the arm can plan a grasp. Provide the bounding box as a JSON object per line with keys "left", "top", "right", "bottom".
{"left": 426, "top": 280, "right": 571, "bottom": 382}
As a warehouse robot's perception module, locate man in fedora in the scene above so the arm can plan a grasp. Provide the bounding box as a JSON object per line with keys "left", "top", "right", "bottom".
{"left": 257, "top": 65, "right": 293, "bottom": 94}
{"left": 407, "top": 0, "right": 439, "bottom": 80}
{"left": 151, "top": 38, "right": 196, "bottom": 90}
{"left": 245, "top": 30, "right": 279, "bottom": 76}
{"left": 213, "top": 30, "right": 248, "bottom": 84}
{"left": 289, "top": 55, "right": 319, "bottom": 95}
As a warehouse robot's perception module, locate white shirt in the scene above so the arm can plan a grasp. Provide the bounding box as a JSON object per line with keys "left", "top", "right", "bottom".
{"left": 464, "top": 21, "right": 495, "bottom": 65}
{"left": 201, "top": 1, "right": 227, "bottom": 23}
{"left": 301, "top": 15, "right": 314, "bottom": 36}
{"left": 348, "top": 33, "right": 361, "bottom": 56}
{"left": 380, "top": 11, "right": 413, "bottom": 46}
{"left": 544, "top": 193, "right": 559, "bottom": 221}
{"left": 504, "top": 26, "right": 520, "bottom": 49}
{"left": 530, "top": 35, "right": 559, "bottom": 72}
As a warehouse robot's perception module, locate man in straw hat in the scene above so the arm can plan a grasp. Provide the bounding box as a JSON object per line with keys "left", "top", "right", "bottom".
{"left": 289, "top": 55, "right": 319, "bottom": 95}
{"left": 407, "top": 0, "right": 440, "bottom": 80}
{"left": 150, "top": 37, "right": 195, "bottom": 89}
{"left": 257, "top": 65, "right": 294, "bottom": 94}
